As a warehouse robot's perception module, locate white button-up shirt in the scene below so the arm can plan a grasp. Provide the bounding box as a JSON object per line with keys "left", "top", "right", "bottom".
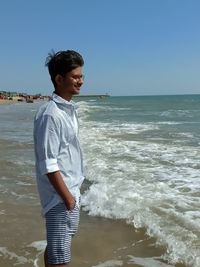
{"left": 34, "top": 93, "right": 84, "bottom": 216}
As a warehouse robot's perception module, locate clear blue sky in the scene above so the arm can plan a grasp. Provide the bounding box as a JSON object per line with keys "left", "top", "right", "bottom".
{"left": 0, "top": 0, "right": 200, "bottom": 96}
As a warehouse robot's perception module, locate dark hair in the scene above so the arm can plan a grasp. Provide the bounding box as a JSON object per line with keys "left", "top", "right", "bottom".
{"left": 45, "top": 50, "right": 84, "bottom": 88}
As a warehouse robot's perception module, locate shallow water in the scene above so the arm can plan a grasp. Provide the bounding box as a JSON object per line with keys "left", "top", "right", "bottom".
{"left": 0, "top": 95, "right": 199, "bottom": 266}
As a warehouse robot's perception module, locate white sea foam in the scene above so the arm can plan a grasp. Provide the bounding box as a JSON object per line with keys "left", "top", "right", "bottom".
{"left": 77, "top": 101, "right": 131, "bottom": 110}
{"left": 28, "top": 240, "right": 46, "bottom": 251}
{"left": 16, "top": 181, "right": 33, "bottom": 186}
{"left": 92, "top": 260, "right": 123, "bottom": 267}
{"left": 128, "top": 256, "right": 174, "bottom": 267}
{"left": 0, "top": 209, "right": 5, "bottom": 215}
{"left": 0, "top": 247, "right": 29, "bottom": 265}
{"left": 157, "top": 121, "right": 182, "bottom": 125}
{"left": 28, "top": 241, "right": 46, "bottom": 267}
{"left": 160, "top": 110, "right": 191, "bottom": 118}
{"left": 78, "top": 100, "right": 200, "bottom": 267}
{"left": 13, "top": 159, "right": 35, "bottom": 166}
{"left": 177, "top": 132, "right": 194, "bottom": 138}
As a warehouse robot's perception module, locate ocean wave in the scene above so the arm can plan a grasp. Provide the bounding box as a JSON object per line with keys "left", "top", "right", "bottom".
{"left": 79, "top": 100, "right": 200, "bottom": 267}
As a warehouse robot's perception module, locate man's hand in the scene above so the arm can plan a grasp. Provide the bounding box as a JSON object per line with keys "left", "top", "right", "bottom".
{"left": 47, "top": 171, "right": 76, "bottom": 211}
{"left": 65, "top": 196, "right": 76, "bottom": 211}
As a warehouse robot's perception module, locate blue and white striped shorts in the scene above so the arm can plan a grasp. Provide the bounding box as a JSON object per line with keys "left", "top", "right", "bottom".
{"left": 45, "top": 202, "right": 80, "bottom": 265}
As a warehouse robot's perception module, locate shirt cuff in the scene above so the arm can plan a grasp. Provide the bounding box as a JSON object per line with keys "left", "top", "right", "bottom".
{"left": 39, "top": 158, "right": 59, "bottom": 175}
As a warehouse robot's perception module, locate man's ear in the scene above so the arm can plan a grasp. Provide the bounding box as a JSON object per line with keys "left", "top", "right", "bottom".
{"left": 55, "top": 74, "right": 63, "bottom": 86}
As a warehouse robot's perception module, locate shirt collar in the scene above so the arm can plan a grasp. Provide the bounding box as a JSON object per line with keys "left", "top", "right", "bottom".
{"left": 52, "top": 93, "right": 78, "bottom": 111}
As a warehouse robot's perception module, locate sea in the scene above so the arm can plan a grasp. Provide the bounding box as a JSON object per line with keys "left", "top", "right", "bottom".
{"left": 0, "top": 94, "right": 200, "bottom": 267}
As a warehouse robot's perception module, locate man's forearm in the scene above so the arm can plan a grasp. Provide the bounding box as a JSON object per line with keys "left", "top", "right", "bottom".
{"left": 47, "top": 171, "right": 76, "bottom": 210}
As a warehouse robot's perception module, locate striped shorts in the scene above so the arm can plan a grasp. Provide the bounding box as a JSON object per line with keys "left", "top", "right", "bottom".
{"left": 45, "top": 202, "right": 80, "bottom": 265}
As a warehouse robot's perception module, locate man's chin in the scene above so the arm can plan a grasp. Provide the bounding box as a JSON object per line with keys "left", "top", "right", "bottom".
{"left": 72, "top": 90, "right": 80, "bottom": 96}
{"left": 75, "top": 88, "right": 81, "bottom": 94}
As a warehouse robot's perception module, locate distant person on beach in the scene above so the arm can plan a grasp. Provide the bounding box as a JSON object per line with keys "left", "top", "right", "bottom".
{"left": 34, "top": 50, "right": 85, "bottom": 267}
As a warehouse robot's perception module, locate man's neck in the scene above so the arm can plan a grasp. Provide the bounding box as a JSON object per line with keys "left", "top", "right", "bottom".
{"left": 54, "top": 90, "right": 72, "bottom": 102}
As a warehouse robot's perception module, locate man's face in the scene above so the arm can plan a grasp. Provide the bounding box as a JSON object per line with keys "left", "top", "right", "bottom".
{"left": 61, "top": 67, "right": 84, "bottom": 96}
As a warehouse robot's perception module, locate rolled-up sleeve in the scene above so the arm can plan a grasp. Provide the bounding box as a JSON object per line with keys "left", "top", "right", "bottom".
{"left": 35, "top": 114, "right": 60, "bottom": 175}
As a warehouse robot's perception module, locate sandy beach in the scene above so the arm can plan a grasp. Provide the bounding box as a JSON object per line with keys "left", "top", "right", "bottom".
{"left": 0, "top": 96, "right": 23, "bottom": 105}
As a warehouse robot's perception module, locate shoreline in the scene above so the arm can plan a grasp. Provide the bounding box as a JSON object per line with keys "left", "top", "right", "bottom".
{"left": 72, "top": 211, "right": 186, "bottom": 267}
{"left": 31, "top": 210, "right": 186, "bottom": 267}
{"left": 0, "top": 202, "right": 186, "bottom": 267}
{"left": 0, "top": 99, "right": 19, "bottom": 105}
{"left": 0, "top": 98, "right": 46, "bottom": 105}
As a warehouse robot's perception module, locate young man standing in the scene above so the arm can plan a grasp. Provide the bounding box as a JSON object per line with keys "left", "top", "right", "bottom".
{"left": 34, "top": 50, "right": 85, "bottom": 267}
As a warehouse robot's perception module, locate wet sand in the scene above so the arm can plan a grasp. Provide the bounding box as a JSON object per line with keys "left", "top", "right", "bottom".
{"left": 72, "top": 212, "right": 186, "bottom": 267}
{"left": 0, "top": 200, "right": 186, "bottom": 267}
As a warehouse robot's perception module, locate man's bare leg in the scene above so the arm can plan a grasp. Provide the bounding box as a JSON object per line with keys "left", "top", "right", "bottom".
{"left": 44, "top": 246, "right": 49, "bottom": 267}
